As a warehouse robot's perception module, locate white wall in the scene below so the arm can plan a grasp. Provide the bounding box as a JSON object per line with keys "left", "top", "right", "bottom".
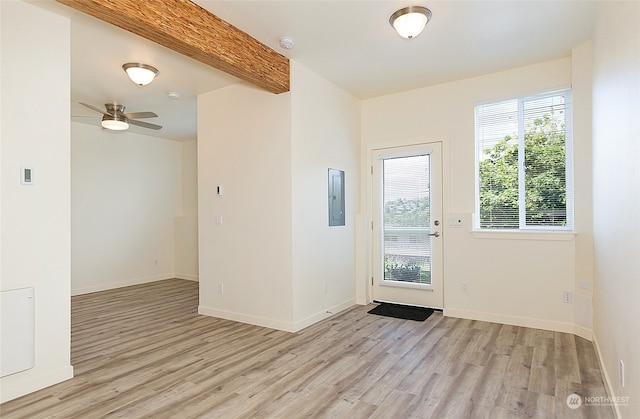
{"left": 197, "top": 83, "right": 295, "bottom": 330}
{"left": 197, "top": 62, "right": 360, "bottom": 332}
{"left": 571, "top": 41, "right": 595, "bottom": 334}
{"left": 361, "top": 57, "right": 590, "bottom": 335}
{"left": 181, "top": 139, "right": 198, "bottom": 216}
{"left": 175, "top": 139, "right": 199, "bottom": 281}
{"left": 0, "top": 1, "right": 74, "bottom": 402}
{"left": 290, "top": 61, "right": 360, "bottom": 329}
{"left": 71, "top": 123, "right": 182, "bottom": 295}
{"left": 591, "top": 2, "right": 640, "bottom": 416}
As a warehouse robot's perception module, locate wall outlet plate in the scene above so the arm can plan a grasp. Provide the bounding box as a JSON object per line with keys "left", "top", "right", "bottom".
{"left": 461, "top": 281, "right": 469, "bottom": 293}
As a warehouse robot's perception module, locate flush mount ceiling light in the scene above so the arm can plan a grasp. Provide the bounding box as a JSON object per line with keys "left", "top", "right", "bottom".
{"left": 389, "top": 6, "right": 432, "bottom": 39}
{"left": 101, "top": 114, "right": 129, "bottom": 131}
{"left": 122, "top": 63, "right": 159, "bottom": 86}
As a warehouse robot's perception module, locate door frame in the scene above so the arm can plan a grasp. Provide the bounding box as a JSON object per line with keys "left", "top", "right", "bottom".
{"left": 365, "top": 140, "right": 448, "bottom": 308}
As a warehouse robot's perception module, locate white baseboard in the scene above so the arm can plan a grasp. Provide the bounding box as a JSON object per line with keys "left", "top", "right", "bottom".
{"left": 199, "top": 299, "right": 356, "bottom": 333}
{"left": 573, "top": 323, "right": 593, "bottom": 341}
{"left": 0, "top": 365, "right": 74, "bottom": 403}
{"left": 444, "top": 307, "right": 581, "bottom": 336}
{"left": 71, "top": 274, "right": 174, "bottom": 296}
{"left": 592, "top": 336, "right": 622, "bottom": 419}
{"left": 292, "top": 299, "right": 356, "bottom": 332}
{"left": 174, "top": 273, "right": 199, "bottom": 282}
{"left": 198, "top": 305, "right": 297, "bottom": 332}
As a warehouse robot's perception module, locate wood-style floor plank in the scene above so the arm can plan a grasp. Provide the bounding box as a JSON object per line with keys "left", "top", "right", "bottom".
{"left": 0, "top": 279, "right": 615, "bottom": 418}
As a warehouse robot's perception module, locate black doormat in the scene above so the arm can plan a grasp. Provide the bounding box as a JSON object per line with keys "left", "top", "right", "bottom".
{"left": 368, "top": 302, "right": 434, "bottom": 322}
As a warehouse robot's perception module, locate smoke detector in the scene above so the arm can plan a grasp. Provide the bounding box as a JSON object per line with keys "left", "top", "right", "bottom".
{"left": 167, "top": 91, "right": 181, "bottom": 100}
{"left": 279, "top": 36, "right": 295, "bottom": 49}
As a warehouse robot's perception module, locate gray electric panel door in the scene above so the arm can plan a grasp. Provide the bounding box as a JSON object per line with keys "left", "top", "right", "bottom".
{"left": 328, "top": 169, "right": 345, "bottom": 226}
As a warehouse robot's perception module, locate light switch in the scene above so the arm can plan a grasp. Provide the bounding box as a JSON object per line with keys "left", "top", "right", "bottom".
{"left": 216, "top": 186, "right": 223, "bottom": 196}
{"left": 215, "top": 215, "right": 223, "bottom": 225}
{"left": 448, "top": 217, "right": 463, "bottom": 228}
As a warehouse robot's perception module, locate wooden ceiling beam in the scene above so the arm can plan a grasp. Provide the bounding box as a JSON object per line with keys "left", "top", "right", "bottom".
{"left": 55, "top": 0, "right": 290, "bottom": 94}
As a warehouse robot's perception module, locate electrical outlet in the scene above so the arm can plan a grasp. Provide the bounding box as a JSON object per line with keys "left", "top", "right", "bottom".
{"left": 322, "top": 282, "right": 328, "bottom": 294}
{"left": 461, "top": 281, "right": 469, "bottom": 293}
{"left": 563, "top": 290, "right": 573, "bottom": 303}
{"left": 218, "top": 283, "right": 224, "bottom": 295}
{"left": 620, "top": 360, "right": 625, "bottom": 387}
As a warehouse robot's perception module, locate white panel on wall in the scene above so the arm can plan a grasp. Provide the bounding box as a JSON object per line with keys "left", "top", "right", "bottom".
{"left": 574, "top": 293, "right": 592, "bottom": 328}
{"left": 0, "top": 287, "right": 35, "bottom": 377}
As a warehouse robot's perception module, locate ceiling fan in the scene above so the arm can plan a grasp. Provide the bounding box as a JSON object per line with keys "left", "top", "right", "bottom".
{"left": 79, "top": 102, "right": 162, "bottom": 131}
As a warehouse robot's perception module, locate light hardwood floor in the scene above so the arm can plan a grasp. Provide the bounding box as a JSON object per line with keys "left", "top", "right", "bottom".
{"left": 1, "top": 279, "right": 614, "bottom": 418}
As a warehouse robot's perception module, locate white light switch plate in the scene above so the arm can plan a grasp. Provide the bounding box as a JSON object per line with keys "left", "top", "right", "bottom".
{"left": 448, "top": 217, "right": 463, "bottom": 228}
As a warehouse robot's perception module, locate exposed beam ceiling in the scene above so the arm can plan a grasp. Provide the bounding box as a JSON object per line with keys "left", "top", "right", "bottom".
{"left": 55, "top": 0, "right": 290, "bottom": 94}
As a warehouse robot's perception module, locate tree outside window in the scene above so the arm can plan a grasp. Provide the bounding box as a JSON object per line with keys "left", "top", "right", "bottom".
{"left": 476, "top": 90, "right": 573, "bottom": 230}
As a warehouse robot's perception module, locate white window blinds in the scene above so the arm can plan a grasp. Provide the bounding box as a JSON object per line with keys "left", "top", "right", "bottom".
{"left": 475, "top": 89, "right": 573, "bottom": 230}
{"left": 382, "top": 154, "right": 432, "bottom": 284}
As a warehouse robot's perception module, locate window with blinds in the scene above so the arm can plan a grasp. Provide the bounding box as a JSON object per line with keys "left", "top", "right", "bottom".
{"left": 382, "top": 154, "right": 432, "bottom": 284}
{"left": 475, "top": 89, "right": 573, "bottom": 230}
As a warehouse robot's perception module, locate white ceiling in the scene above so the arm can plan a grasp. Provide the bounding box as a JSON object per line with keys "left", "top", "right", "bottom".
{"left": 37, "top": 0, "right": 599, "bottom": 141}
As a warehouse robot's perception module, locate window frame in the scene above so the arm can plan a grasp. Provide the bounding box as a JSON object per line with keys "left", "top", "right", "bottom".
{"left": 474, "top": 88, "right": 574, "bottom": 232}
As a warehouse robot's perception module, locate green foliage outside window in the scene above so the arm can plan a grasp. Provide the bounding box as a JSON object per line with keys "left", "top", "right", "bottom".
{"left": 384, "top": 256, "right": 431, "bottom": 283}
{"left": 479, "top": 114, "right": 567, "bottom": 229}
{"left": 383, "top": 197, "right": 430, "bottom": 228}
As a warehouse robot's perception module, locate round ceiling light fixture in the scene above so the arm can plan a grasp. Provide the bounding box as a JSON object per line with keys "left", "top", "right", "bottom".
{"left": 389, "top": 6, "right": 432, "bottom": 39}
{"left": 122, "top": 63, "right": 159, "bottom": 86}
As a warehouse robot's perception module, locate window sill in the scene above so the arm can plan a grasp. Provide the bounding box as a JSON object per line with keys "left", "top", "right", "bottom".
{"left": 471, "top": 230, "right": 575, "bottom": 241}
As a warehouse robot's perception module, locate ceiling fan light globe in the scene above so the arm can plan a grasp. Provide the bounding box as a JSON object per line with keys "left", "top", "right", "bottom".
{"left": 101, "top": 118, "right": 129, "bottom": 131}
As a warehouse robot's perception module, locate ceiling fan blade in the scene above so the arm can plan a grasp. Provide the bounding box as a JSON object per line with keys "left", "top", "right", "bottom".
{"left": 122, "top": 111, "right": 158, "bottom": 119}
{"left": 129, "top": 119, "right": 162, "bottom": 130}
{"left": 79, "top": 102, "right": 111, "bottom": 115}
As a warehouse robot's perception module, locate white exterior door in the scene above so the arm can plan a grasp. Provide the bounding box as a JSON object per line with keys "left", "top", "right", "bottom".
{"left": 372, "top": 143, "right": 443, "bottom": 308}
